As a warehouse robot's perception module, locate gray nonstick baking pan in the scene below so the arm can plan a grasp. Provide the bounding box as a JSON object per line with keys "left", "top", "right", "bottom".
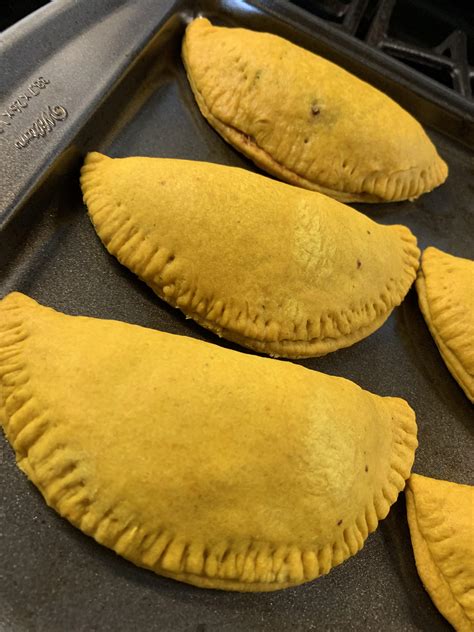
{"left": 0, "top": 1, "right": 473, "bottom": 631}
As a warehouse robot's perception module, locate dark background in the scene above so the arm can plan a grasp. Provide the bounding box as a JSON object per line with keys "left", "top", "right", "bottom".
{"left": 1, "top": 0, "right": 49, "bottom": 31}
{"left": 2, "top": 0, "right": 474, "bottom": 34}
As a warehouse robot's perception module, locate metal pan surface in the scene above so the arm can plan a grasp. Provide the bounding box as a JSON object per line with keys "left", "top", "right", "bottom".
{"left": 0, "top": 1, "right": 473, "bottom": 630}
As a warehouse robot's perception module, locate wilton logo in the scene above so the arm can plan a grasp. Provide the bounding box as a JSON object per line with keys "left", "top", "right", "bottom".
{"left": 15, "top": 104, "right": 68, "bottom": 149}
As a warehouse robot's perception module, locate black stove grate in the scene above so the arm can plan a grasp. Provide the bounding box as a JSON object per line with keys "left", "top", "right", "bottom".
{"left": 290, "top": 0, "right": 474, "bottom": 100}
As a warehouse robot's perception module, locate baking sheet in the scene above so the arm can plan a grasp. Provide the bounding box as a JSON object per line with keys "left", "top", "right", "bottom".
{"left": 0, "top": 1, "right": 473, "bottom": 630}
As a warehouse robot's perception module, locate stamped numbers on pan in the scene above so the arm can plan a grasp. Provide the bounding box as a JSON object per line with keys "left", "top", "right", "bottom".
{"left": 0, "top": 76, "right": 51, "bottom": 133}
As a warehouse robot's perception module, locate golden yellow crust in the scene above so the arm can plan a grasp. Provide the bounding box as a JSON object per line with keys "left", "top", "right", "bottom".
{"left": 406, "top": 474, "right": 474, "bottom": 631}
{"left": 80, "top": 152, "right": 420, "bottom": 359}
{"left": 0, "top": 292, "right": 418, "bottom": 591}
{"left": 182, "top": 18, "right": 448, "bottom": 203}
{"left": 416, "top": 247, "right": 474, "bottom": 402}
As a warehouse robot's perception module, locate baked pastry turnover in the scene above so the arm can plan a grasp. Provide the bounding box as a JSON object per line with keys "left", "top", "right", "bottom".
{"left": 0, "top": 292, "right": 418, "bottom": 591}
{"left": 416, "top": 247, "right": 474, "bottom": 402}
{"left": 81, "top": 152, "right": 420, "bottom": 359}
{"left": 406, "top": 474, "right": 474, "bottom": 632}
{"left": 182, "top": 18, "right": 448, "bottom": 203}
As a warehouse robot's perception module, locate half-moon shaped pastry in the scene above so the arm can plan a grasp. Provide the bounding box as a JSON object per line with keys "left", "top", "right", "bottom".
{"left": 182, "top": 18, "right": 448, "bottom": 203}
{"left": 0, "top": 292, "right": 418, "bottom": 591}
{"left": 416, "top": 247, "right": 474, "bottom": 402}
{"left": 80, "top": 152, "right": 420, "bottom": 359}
{"left": 406, "top": 474, "right": 474, "bottom": 632}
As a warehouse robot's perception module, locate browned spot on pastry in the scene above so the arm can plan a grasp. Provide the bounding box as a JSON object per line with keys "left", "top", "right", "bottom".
{"left": 357, "top": 260, "right": 362, "bottom": 269}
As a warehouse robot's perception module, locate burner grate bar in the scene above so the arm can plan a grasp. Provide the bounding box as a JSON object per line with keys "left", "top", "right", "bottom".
{"left": 365, "top": 0, "right": 396, "bottom": 46}
{"left": 436, "top": 30, "right": 471, "bottom": 99}
{"left": 342, "top": 0, "right": 370, "bottom": 35}
{"left": 381, "top": 33, "right": 472, "bottom": 99}
{"left": 382, "top": 38, "right": 458, "bottom": 70}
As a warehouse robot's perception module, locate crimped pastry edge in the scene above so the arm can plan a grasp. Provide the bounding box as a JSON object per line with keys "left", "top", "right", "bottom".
{"left": 416, "top": 248, "right": 474, "bottom": 402}
{"left": 406, "top": 476, "right": 473, "bottom": 632}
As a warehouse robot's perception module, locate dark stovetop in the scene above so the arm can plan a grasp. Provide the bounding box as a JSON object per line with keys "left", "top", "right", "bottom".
{"left": 290, "top": 0, "right": 474, "bottom": 100}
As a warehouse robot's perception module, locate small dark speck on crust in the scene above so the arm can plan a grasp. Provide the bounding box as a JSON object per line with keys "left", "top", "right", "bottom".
{"left": 365, "top": 465, "right": 369, "bottom": 472}
{"left": 357, "top": 259, "right": 362, "bottom": 269}
{"left": 337, "top": 519, "right": 343, "bottom": 526}
{"left": 367, "top": 230, "right": 371, "bottom": 235}
{"left": 304, "top": 138, "right": 309, "bottom": 144}
{"left": 311, "top": 104, "right": 320, "bottom": 116}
